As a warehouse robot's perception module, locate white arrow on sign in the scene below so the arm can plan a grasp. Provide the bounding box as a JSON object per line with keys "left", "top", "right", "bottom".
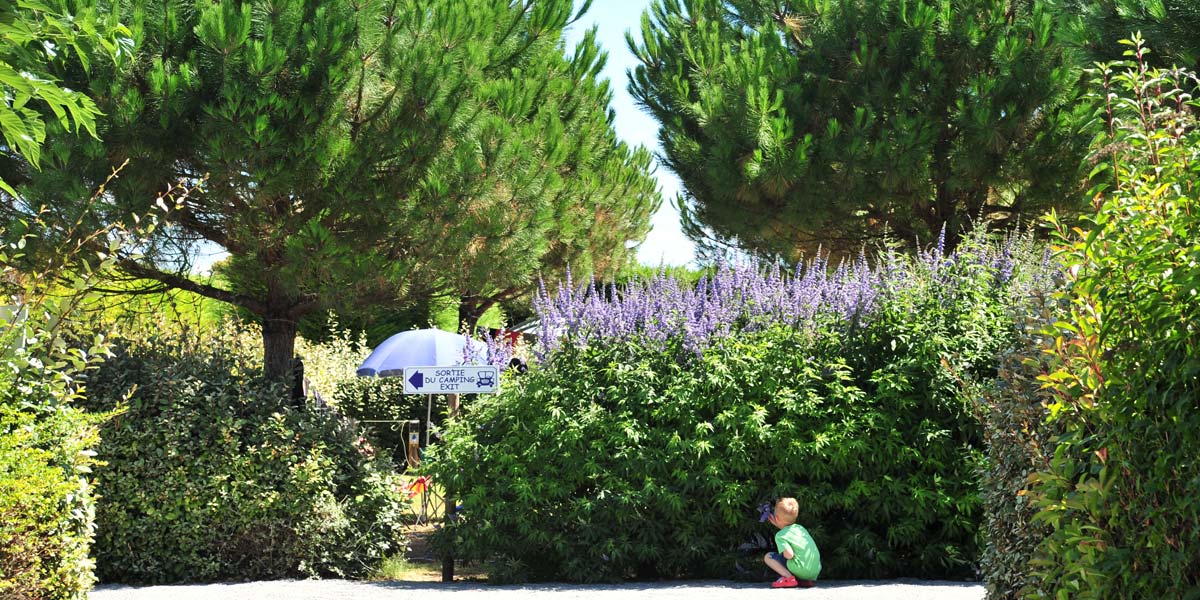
{"left": 403, "top": 365, "right": 500, "bottom": 394}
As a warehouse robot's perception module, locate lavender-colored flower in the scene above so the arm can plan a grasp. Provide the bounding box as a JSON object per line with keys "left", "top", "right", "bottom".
{"left": 529, "top": 230, "right": 1058, "bottom": 362}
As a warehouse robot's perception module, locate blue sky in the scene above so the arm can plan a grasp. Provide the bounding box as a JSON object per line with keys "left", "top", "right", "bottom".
{"left": 564, "top": 1, "right": 697, "bottom": 266}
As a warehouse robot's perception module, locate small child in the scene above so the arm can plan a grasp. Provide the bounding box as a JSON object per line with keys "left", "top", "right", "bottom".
{"left": 763, "top": 497, "right": 821, "bottom": 589}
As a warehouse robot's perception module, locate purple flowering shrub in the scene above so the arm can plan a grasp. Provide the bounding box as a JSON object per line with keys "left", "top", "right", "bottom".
{"left": 533, "top": 227, "right": 1047, "bottom": 360}
{"left": 428, "top": 228, "right": 1058, "bottom": 582}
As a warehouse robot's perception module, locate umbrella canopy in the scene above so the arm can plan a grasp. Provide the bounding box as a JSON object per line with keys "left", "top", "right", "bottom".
{"left": 356, "top": 328, "right": 483, "bottom": 377}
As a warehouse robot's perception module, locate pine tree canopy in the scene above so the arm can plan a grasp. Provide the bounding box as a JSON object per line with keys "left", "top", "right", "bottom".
{"left": 1, "top": 0, "right": 660, "bottom": 381}
{"left": 630, "top": 0, "right": 1091, "bottom": 260}
{"left": 1055, "top": 0, "right": 1200, "bottom": 69}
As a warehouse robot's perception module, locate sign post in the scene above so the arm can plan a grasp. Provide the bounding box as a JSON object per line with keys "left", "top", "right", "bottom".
{"left": 404, "top": 365, "right": 499, "bottom": 445}
{"left": 403, "top": 365, "right": 500, "bottom": 583}
{"left": 403, "top": 365, "right": 500, "bottom": 394}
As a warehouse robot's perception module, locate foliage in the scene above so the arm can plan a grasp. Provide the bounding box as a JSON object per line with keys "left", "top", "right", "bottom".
{"left": 629, "top": 0, "right": 1090, "bottom": 259}
{"left": 85, "top": 277, "right": 232, "bottom": 332}
{"left": 80, "top": 321, "right": 409, "bottom": 583}
{"left": 0, "top": 0, "right": 130, "bottom": 196}
{"left": 1055, "top": 0, "right": 1200, "bottom": 69}
{"left": 0, "top": 208, "right": 153, "bottom": 599}
{"left": 429, "top": 230, "right": 1058, "bottom": 582}
{"left": 6, "top": 0, "right": 659, "bottom": 382}
{"left": 974, "top": 290, "right": 1064, "bottom": 600}
{"left": 0, "top": 295, "right": 106, "bottom": 600}
{"left": 1030, "top": 38, "right": 1200, "bottom": 598}
{"left": 0, "top": 405, "right": 103, "bottom": 600}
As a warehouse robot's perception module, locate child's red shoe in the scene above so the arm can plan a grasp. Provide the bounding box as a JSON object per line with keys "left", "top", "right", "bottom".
{"left": 796, "top": 579, "right": 816, "bottom": 588}
{"left": 771, "top": 576, "right": 799, "bottom": 588}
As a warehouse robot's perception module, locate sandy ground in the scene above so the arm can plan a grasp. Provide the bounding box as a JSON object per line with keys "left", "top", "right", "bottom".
{"left": 92, "top": 578, "right": 984, "bottom": 599}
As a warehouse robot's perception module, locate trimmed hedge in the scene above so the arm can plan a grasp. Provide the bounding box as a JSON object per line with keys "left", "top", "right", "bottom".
{"left": 81, "top": 325, "right": 408, "bottom": 583}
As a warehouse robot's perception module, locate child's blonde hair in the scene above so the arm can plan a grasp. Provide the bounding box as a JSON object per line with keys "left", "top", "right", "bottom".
{"left": 774, "top": 497, "right": 799, "bottom": 526}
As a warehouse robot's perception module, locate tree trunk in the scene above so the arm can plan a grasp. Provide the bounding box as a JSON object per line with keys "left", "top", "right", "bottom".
{"left": 930, "top": 130, "right": 965, "bottom": 253}
{"left": 262, "top": 315, "right": 298, "bottom": 384}
{"left": 457, "top": 295, "right": 496, "bottom": 335}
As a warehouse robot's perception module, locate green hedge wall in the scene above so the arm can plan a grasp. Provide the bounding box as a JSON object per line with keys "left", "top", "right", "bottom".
{"left": 1029, "top": 45, "right": 1200, "bottom": 598}
{"left": 81, "top": 328, "right": 408, "bottom": 583}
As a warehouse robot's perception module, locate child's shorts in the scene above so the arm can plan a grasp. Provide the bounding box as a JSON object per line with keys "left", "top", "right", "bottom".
{"left": 767, "top": 552, "right": 816, "bottom": 581}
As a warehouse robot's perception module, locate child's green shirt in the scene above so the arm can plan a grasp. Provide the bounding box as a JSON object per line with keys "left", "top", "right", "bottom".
{"left": 775, "top": 523, "right": 821, "bottom": 580}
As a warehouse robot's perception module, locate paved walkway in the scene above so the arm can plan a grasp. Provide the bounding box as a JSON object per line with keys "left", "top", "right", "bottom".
{"left": 93, "top": 578, "right": 984, "bottom": 599}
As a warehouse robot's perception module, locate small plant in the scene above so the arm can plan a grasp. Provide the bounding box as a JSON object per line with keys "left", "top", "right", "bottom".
{"left": 368, "top": 555, "right": 419, "bottom": 581}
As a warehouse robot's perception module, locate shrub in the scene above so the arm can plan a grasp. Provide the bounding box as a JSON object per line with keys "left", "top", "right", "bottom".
{"left": 1, "top": 213, "right": 149, "bottom": 599}
{"left": 1029, "top": 38, "right": 1200, "bottom": 598}
{"left": 429, "top": 231, "right": 1056, "bottom": 582}
{"left": 81, "top": 321, "right": 408, "bottom": 583}
{"left": 974, "top": 290, "right": 1063, "bottom": 600}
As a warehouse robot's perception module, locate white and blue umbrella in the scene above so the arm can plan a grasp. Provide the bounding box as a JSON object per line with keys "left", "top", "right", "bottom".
{"left": 356, "top": 328, "right": 485, "bottom": 446}
{"left": 356, "top": 328, "right": 484, "bottom": 377}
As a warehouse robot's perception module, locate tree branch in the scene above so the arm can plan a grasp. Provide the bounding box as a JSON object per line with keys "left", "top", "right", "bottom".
{"left": 116, "top": 257, "right": 267, "bottom": 315}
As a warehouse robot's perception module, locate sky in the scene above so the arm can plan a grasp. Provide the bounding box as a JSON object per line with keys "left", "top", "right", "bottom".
{"left": 563, "top": 1, "right": 698, "bottom": 266}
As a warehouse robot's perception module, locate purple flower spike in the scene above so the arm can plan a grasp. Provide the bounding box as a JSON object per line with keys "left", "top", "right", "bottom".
{"left": 529, "top": 231, "right": 1054, "bottom": 364}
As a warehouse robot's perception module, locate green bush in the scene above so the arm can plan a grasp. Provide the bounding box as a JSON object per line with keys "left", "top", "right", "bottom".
{"left": 429, "top": 233, "right": 1053, "bottom": 582}
{"left": 1030, "top": 39, "right": 1200, "bottom": 598}
{"left": 0, "top": 404, "right": 103, "bottom": 600}
{"left": 975, "top": 290, "right": 1063, "bottom": 600}
{"left": 81, "top": 322, "right": 408, "bottom": 583}
{"left": 1, "top": 218, "right": 142, "bottom": 599}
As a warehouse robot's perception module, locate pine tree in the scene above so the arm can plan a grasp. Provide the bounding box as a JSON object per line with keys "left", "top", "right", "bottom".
{"left": 3, "top": 0, "right": 659, "bottom": 381}
{"left": 630, "top": 0, "right": 1090, "bottom": 260}
{"left": 1055, "top": 0, "right": 1200, "bottom": 69}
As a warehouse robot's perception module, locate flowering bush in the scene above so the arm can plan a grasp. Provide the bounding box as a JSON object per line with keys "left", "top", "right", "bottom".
{"left": 534, "top": 228, "right": 1042, "bottom": 360}
{"left": 430, "top": 229, "right": 1057, "bottom": 582}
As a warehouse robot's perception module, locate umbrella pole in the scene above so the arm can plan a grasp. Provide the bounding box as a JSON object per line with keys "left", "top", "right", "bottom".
{"left": 425, "top": 393, "right": 433, "bottom": 448}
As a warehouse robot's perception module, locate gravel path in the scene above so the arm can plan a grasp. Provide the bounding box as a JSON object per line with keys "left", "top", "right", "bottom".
{"left": 92, "top": 579, "right": 984, "bottom": 600}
